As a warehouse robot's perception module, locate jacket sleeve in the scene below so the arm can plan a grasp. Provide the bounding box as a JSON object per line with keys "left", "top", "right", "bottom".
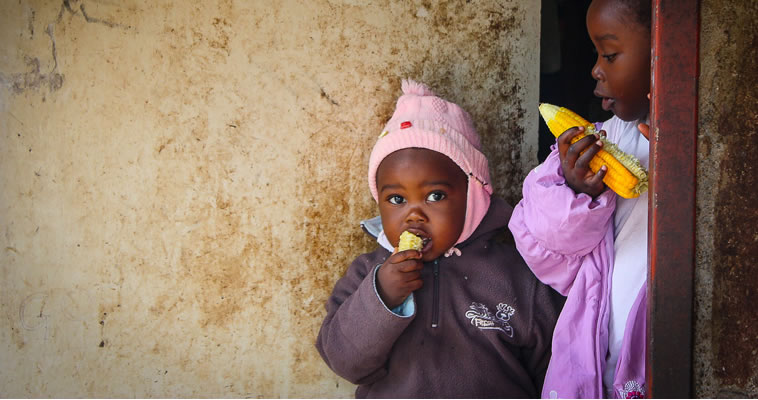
{"left": 315, "top": 253, "right": 414, "bottom": 385}
{"left": 507, "top": 148, "right": 616, "bottom": 295}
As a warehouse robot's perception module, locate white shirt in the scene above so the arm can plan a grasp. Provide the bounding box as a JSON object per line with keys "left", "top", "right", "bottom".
{"left": 600, "top": 116, "right": 649, "bottom": 395}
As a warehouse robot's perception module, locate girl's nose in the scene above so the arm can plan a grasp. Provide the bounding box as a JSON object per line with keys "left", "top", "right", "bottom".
{"left": 591, "top": 62, "right": 604, "bottom": 81}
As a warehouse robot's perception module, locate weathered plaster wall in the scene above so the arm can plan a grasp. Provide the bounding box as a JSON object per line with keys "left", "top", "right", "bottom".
{"left": 695, "top": 0, "right": 758, "bottom": 397}
{"left": 0, "top": 0, "right": 539, "bottom": 397}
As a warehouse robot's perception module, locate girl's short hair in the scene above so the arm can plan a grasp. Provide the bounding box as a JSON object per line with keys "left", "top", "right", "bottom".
{"left": 618, "top": 0, "right": 652, "bottom": 30}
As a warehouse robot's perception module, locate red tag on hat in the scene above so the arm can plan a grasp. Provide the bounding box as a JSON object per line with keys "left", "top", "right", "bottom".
{"left": 400, "top": 121, "right": 412, "bottom": 129}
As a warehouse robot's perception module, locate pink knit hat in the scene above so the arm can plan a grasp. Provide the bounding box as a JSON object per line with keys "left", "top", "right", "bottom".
{"left": 368, "top": 79, "right": 493, "bottom": 248}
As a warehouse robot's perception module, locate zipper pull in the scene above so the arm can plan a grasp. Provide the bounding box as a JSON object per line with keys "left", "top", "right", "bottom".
{"left": 432, "top": 259, "right": 440, "bottom": 328}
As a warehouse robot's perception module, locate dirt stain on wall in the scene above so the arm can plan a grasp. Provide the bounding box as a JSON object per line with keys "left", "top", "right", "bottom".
{"left": 696, "top": 0, "right": 758, "bottom": 396}
{"left": 710, "top": 26, "right": 758, "bottom": 395}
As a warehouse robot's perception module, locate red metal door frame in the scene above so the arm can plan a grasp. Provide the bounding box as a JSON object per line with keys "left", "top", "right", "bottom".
{"left": 647, "top": 0, "right": 699, "bottom": 397}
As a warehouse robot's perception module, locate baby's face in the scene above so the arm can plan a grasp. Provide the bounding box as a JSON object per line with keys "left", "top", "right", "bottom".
{"left": 375, "top": 148, "right": 468, "bottom": 261}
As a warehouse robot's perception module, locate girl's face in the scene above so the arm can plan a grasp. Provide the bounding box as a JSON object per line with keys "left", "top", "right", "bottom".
{"left": 376, "top": 148, "right": 468, "bottom": 261}
{"left": 587, "top": 0, "right": 651, "bottom": 121}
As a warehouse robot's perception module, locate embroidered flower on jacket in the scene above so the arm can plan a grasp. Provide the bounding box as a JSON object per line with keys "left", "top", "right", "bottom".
{"left": 464, "top": 302, "right": 515, "bottom": 337}
{"left": 619, "top": 380, "right": 645, "bottom": 399}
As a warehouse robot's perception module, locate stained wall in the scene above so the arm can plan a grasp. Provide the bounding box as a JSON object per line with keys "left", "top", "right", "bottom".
{"left": 0, "top": 0, "right": 540, "bottom": 397}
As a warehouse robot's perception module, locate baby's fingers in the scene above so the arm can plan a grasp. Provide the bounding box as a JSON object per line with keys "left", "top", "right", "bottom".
{"left": 400, "top": 268, "right": 423, "bottom": 283}
{"left": 404, "top": 278, "right": 423, "bottom": 293}
{"left": 389, "top": 249, "right": 422, "bottom": 263}
{"left": 396, "top": 259, "right": 424, "bottom": 273}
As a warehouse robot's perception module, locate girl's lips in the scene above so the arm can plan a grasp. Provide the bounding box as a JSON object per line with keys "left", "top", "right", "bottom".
{"left": 601, "top": 97, "right": 615, "bottom": 111}
{"left": 594, "top": 90, "right": 615, "bottom": 111}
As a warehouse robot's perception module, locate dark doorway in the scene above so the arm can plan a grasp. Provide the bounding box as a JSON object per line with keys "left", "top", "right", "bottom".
{"left": 538, "top": 0, "right": 612, "bottom": 162}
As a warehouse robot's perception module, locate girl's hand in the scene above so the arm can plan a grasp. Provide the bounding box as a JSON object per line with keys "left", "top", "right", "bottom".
{"left": 557, "top": 126, "right": 607, "bottom": 198}
{"left": 376, "top": 249, "right": 424, "bottom": 309}
{"left": 639, "top": 93, "right": 651, "bottom": 139}
{"left": 638, "top": 122, "right": 650, "bottom": 140}
{"left": 636, "top": 123, "right": 652, "bottom": 176}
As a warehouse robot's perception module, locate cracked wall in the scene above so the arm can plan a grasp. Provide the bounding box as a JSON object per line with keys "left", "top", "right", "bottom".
{"left": 0, "top": 0, "right": 539, "bottom": 397}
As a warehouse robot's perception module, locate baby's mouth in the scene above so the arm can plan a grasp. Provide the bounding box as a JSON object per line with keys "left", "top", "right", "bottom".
{"left": 420, "top": 237, "right": 432, "bottom": 252}
{"left": 407, "top": 229, "right": 432, "bottom": 252}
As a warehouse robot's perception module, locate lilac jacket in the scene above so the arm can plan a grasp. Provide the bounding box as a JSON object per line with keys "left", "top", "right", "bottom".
{"left": 508, "top": 149, "right": 646, "bottom": 399}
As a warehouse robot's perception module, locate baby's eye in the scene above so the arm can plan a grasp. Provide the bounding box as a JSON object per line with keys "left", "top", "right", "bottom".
{"left": 426, "top": 191, "right": 446, "bottom": 202}
{"left": 602, "top": 53, "right": 618, "bottom": 62}
{"left": 388, "top": 195, "right": 405, "bottom": 205}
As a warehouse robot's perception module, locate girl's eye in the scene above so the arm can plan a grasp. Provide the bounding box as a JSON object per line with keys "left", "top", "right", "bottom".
{"left": 602, "top": 53, "right": 618, "bottom": 62}
{"left": 426, "top": 191, "right": 446, "bottom": 202}
{"left": 388, "top": 195, "right": 405, "bottom": 205}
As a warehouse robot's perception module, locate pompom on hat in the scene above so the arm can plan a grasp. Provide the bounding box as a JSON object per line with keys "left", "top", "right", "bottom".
{"left": 368, "top": 79, "right": 493, "bottom": 250}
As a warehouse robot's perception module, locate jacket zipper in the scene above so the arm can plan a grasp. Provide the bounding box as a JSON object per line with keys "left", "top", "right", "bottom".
{"left": 431, "top": 259, "right": 440, "bottom": 328}
{"left": 597, "top": 239, "right": 614, "bottom": 395}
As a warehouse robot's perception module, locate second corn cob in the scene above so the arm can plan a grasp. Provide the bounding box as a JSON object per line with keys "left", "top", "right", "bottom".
{"left": 398, "top": 231, "right": 423, "bottom": 251}
{"left": 538, "top": 103, "right": 648, "bottom": 198}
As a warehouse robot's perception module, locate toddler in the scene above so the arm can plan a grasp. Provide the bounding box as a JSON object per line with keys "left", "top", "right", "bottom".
{"left": 508, "top": 0, "right": 652, "bottom": 398}
{"left": 316, "top": 79, "right": 563, "bottom": 398}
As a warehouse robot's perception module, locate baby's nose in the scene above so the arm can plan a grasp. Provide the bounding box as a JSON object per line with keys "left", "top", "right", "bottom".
{"left": 405, "top": 208, "right": 427, "bottom": 223}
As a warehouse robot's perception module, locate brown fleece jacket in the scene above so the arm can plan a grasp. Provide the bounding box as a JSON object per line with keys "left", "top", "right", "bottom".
{"left": 316, "top": 197, "right": 564, "bottom": 398}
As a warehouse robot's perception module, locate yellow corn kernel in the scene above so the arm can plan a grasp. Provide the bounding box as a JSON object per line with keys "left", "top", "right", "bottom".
{"left": 538, "top": 103, "right": 649, "bottom": 198}
{"left": 398, "top": 231, "right": 423, "bottom": 251}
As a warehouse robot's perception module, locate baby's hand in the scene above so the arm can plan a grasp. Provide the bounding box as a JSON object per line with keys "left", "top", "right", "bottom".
{"left": 376, "top": 249, "right": 423, "bottom": 309}
{"left": 557, "top": 126, "right": 607, "bottom": 198}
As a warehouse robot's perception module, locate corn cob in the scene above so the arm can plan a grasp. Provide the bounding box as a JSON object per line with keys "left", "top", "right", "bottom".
{"left": 538, "top": 103, "right": 648, "bottom": 198}
{"left": 398, "top": 231, "right": 423, "bottom": 251}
